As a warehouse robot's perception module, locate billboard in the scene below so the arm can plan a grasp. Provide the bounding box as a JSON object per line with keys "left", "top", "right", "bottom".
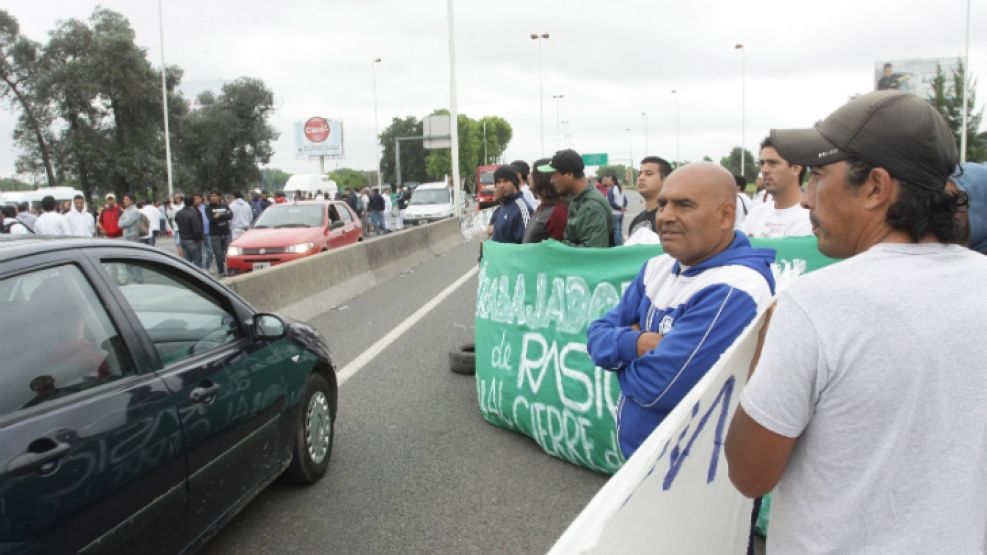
{"left": 295, "top": 117, "right": 344, "bottom": 159}
{"left": 874, "top": 57, "right": 965, "bottom": 99}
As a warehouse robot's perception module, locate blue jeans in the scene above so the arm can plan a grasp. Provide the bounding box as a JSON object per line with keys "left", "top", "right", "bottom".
{"left": 370, "top": 210, "right": 384, "bottom": 233}
{"left": 613, "top": 212, "right": 624, "bottom": 246}
{"left": 181, "top": 239, "right": 204, "bottom": 269}
{"left": 201, "top": 235, "right": 215, "bottom": 271}
{"left": 210, "top": 234, "right": 232, "bottom": 276}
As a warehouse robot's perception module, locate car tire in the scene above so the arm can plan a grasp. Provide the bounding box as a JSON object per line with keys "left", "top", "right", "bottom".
{"left": 284, "top": 372, "right": 334, "bottom": 484}
{"left": 450, "top": 343, "right": 476, "bottom": 375}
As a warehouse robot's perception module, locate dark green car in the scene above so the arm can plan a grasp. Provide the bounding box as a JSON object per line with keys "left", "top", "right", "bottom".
{"left": 0, "top": 237, "right": 338, "bottom": 554}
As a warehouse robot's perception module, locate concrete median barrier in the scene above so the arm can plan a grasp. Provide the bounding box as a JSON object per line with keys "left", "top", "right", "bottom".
{"left": 224, "top": 216, "right": 464, "bottom": 321}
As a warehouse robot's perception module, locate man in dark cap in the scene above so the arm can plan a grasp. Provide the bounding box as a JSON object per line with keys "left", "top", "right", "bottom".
{"left": 726, "top": 91, "right": 987, "bottom": 553}
{"left": 538, "top": 149, "right": 613, "bottom": 247}
{"left": 490, "top": 165, "right": 532, "bottom": 244}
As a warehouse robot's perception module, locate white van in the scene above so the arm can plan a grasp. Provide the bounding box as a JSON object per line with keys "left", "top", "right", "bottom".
{"left": 404, "top": 182, "right": 455, "bottom": 225}
{"left": 283, "top": 174, "right": 338, "bottom": 200}
{"left": 0, "top": 187, "right": 85, "bottom": 211}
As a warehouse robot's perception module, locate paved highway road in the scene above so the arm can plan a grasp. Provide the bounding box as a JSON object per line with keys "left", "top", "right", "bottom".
{"left": 203, "top": 238, "right": 609, "bottom": 554}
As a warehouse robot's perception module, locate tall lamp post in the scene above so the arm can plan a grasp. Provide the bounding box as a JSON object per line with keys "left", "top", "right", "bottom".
{"left": 448, "top": 0, "right": 462, "bottom": 217}
{"left": 531, "top": 33, "right": 550, "bottom": 154}
{"left": 561, "top": 120, "right": 570, "bottom": 148}
{"left": 157, "top": 0, "right": 174, "bottom": 200}
{"left": 372, "top": 57, "right": 382, "bottom": 191}
{"left": 671, "top": 90, "right": 680, "bottom": 164}
{"left": 552, "top": 94, "right": 564, "bottom": 150}
{"left": 735, "top": 43, "right": 746, "bottom": 176}
{"left": 961, "top": 0, "right": 971, "bottom": 162}
{"left": 642, "top": 112, "right": 648, "bottom": 155}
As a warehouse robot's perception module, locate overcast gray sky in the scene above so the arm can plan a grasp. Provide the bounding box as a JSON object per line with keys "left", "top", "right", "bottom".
{"left": 0, "top": 0, "right": 984, "bottom": 182}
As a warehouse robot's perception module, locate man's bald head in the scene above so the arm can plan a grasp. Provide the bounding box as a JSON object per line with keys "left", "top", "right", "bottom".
{"left": 656, "top": 162, "right": 739, "bottom": 266}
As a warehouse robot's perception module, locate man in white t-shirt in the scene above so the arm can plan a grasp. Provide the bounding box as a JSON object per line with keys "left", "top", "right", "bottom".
{"left": 742, "top": 139, "right": 811, "bottom": 238}
{"left": 33, "top": 195, "right": 71, "bottom": 236}
{"left": 726, "top": 91, "right": 987, "bottom": 553}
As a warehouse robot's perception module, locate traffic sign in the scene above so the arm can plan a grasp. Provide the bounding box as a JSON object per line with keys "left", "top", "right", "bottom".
{"left": 582, "top": 153, "right": 608, "bottom": 166}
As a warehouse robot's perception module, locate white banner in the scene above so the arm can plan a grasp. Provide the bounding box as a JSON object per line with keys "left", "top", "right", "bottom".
{"left": 549, "top": 310, "right": 768, "bottom": 555}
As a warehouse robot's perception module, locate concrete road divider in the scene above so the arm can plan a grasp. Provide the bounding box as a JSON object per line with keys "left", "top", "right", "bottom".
{"left": 224, "top": 217, "right": 465, "bottom": 321}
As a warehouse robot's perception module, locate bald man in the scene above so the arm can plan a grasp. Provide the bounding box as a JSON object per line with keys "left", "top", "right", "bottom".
{"left": 588, "top": 162, "right": 777, "bottom": 458}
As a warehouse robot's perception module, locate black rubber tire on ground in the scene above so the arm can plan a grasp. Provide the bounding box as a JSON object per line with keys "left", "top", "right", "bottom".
{"left": 284, "top": 372, "right": 335, "bottom": 484}
{"left": 450, "top": 343, "right": 476, "bottom": 375}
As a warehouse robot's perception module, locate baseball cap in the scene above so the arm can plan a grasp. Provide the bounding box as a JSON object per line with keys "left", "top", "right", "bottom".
{"left": 537, "top": 149, "right": 585, "bottom": 175}
{"left": 105, "top": 193, "right": 115, "bottom": 200}
{"left": 770, "top": 91, "right": 958, "bottom": 191}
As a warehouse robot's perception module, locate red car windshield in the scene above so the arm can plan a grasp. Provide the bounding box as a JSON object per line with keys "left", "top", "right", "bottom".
{"left": 253, "top": 205, "right": 324, "bottom": 228}
{"left": 479, "top": 171, "right": 495, "bottom": 186}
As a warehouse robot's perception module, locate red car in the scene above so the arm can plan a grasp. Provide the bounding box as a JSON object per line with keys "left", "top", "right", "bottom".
{"left": 475, "top": 164, "right": 500, "bottom": 209}
{"left": 226, "top": 200, "right": 362, "bottom": 274}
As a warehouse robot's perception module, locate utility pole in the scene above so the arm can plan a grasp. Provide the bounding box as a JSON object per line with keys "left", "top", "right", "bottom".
{"left": 531, "top": 33, "right": 550, "bottom": 154}
{"left": 448, "top": 0, "right": 462, "bottom": 217}
{"left": 372, "top": 58, "right": 382, "bottom": 191}
{"left": 157, "top": 0, "right": 174, "bottom": 200}
{"left": 735, "top": 43, "right": 746, "bottom": 176}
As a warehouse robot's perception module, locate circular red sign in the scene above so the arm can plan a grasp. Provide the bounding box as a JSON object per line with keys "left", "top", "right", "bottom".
{"left": 303, "top": 117, "right": 330, "bottom": 143}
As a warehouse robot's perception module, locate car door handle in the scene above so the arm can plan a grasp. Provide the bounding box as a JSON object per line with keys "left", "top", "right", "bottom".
{"left": 190, "top": 382, "right": 222, "bottom": 403}
{"left": 7, "top": 438, "right": 71, "bottom": 476}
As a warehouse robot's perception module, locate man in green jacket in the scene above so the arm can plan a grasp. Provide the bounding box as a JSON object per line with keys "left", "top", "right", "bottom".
{"left": 539, "top": 149, "right": 613, "bottom": 247}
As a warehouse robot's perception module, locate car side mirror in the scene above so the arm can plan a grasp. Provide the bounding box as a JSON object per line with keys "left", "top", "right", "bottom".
{"left": 253, "top": 313, "right": 286, "bottom": 339}
{"left": 330, "top": 221, "right": 344, "bottom": 229}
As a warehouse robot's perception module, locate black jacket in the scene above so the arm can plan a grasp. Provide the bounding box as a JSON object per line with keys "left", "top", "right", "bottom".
{"left": 368, "top": 192, "right": 385, "bottom": 212}
{"left": 175, "top": 206, "right": 204, "bottom": 241}
{"left": 206, "top": 202, "right": 233, "bottom": 236}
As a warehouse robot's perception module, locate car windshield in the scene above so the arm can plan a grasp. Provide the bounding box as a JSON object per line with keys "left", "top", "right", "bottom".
{"left": 252, "top": 204, "right": 324, "bottom": 228}
{"left": 479, "top": 171, "right": 495, "bottom": 185}
{"left": 410, "top": 189, "right": 450, "bottom": 205}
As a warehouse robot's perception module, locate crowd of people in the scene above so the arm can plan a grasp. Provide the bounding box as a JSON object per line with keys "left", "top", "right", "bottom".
{"left": 482, "top": 90, "right": 987, "bottom": 553}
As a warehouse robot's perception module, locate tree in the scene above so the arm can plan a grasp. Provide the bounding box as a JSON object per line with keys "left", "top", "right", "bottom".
{"left": 257, "top": 167, "right": 291, "bottom": 193}
{"left": 175, "top": 78, "right": 278, "bottom": 194}
{"left": 379, "top": 116, "right": 426, "bottom": 186}
{"left": 928, "top": 61, "right": 987, "bottom": 163}
{"left": 0, "top": 10, "right": 56, "bottom": 187}
{"left": 329, "top": 168, "right": 368, "bottom": 191}
{"left": 719, "top": 147, "right": 758, "bottom": 182}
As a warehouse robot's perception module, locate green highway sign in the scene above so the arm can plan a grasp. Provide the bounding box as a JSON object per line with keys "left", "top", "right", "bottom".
{"left": 581, "top": 153, "right": 608, "bottom": 166}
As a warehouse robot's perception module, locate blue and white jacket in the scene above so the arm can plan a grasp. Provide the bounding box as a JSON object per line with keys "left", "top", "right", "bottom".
{"left": 492, "top": 192, "right": 533, "bottom": 244}
{"left": 587, "top": 231, "right": 776, "bottom": 458}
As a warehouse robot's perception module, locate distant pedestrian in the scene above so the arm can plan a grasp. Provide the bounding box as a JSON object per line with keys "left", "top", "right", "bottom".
{"left": 273, "top": 191, "right": 288, "bottom": 204}
{"left": 733, "top": 175, "right": 752, "bottom": 230}
{"left": 97, "top": 194, "right": 122, "bottom": 238}
{"left": 139, "top": 200, "right": 163, "bottom": 246}
{"left": 523, "top": 157, "right": 567, "bottom": 243}
{"left": 606, "top": 175, "right": 627, "bottom": 245}
{"left": 15, "top": 202, "right": 36, "bottom": 233}
{"left": 65, "top": 194, "right": 96, "bottom": 237}
{"left": 368, "top": 189, "right": 385, "bottom": 234}
{"left": 206, "top": 191, "right": 233, "bottom": 277}
{"left": 117, "top": 193, "right": 143, "bottom": 242}
{"left": 194, "top": 194, "right": 215, "bottom": 270}
{"left": 33, "top": 195, "right": 71, "bottom": 236}
{"left": 539, "top": 149, "right": 613, "bottom": 248}
{"left": 174, "top": 196, "right": 205, "bottom": 268}
{"left": 229, "top": 191, "right": 253, "bottom": 239}
{"left": 2, "top": 205, "right": 29, "bottom": 234}
{"left": 382, "top": 186, "right": 393, "bottom": 232}
{"left": 742, "top": 136, "right": 812, "bottom": 238}
{"left": 396, "top": 186, "right": 411, "bottom": 230}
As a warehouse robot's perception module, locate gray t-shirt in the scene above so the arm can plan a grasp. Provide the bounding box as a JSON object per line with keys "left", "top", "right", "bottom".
{"left": 741, "top": 242, "right": 987, "bottom": 553}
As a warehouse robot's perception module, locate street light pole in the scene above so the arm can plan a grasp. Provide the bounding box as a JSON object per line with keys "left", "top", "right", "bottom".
{"left": 448, "top": 0, "right": 462, "bottom": 218}
{"left": 626, "top": 128, "right": 633, "bottom": 168}
{"left": 735, "top": 43, "right": 746, "bottom": 176}
{"left": 961, "top": 0, "right": 971, "bottom": 162}
{"left": 552, "top": 94, "right": 564, "bottom": 150}
{"left": 372, "top": 58, "right": 382, "bottom": 191}
{"left": 642, "top": 112, "right": 648, "bottom": 155}
{"left": 157, "top": 0, "right": 174, "bottom": 200}
{"left": 531, "top": 33, "right": 549, "bottom": 155}
{"left": 561, "top": 120, "right": 570, "bottom": 148}
{"left": 672, "top": 90, "right": 680, "bottom": 164}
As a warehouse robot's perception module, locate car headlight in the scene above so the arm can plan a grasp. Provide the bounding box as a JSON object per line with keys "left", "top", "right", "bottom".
{"left": 227, "top": 246, "right": 243, "bottom": 256}
{"left": 285, "top": 242, "right": 315, "bottom": 254}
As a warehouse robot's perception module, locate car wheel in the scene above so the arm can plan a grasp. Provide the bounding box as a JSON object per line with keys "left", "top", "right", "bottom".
{"left": 449, "top": 343, "right": 476, "bottom": 375}
{"left": 284, "top": 372, "right": 334, "bottom": 484}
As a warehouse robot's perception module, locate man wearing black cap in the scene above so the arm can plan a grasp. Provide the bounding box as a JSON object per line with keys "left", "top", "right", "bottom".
{"left": 726, "top": 91, "right": 987, "bottom": 553}
{"left": 490, "top": 165, "right": 532, "bottom": 244}
{"left": 539, "top": 149, "right": 613, "bottom": 248}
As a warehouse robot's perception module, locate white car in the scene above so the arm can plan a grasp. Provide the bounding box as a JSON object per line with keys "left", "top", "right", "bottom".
{"left": 404, "top": 182, "right": 455, "bottom": 225}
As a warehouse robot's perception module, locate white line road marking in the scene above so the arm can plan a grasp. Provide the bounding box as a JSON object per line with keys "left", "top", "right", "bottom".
{"left": 336, "top": 265, "right": 480, "bottom": 386}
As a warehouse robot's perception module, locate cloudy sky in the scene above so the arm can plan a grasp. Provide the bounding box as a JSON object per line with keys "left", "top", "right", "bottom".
{"left": 0, "top": 0, "right": 984, "bottom": 182}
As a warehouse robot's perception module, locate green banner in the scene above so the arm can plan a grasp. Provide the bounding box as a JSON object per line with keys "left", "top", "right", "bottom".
{"left": 475, "top": 237, "right": 837, "bottom": 475}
